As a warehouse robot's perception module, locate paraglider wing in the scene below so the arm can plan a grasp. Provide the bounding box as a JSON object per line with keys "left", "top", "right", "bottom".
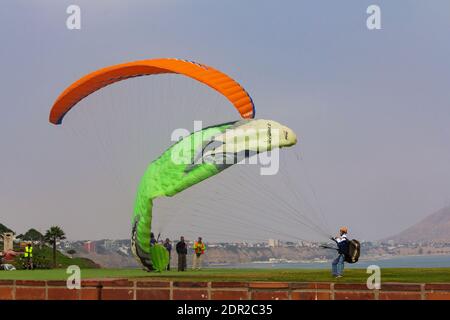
{"left": 49, "top": 58, "right": 255, "bottom": 125}
{"left": 131, "top": 119, "right": 298, "bottom": 271}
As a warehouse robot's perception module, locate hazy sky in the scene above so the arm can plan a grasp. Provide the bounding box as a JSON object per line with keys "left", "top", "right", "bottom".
{"left": 1, "top": 1, "right": 450, "bottom": 242}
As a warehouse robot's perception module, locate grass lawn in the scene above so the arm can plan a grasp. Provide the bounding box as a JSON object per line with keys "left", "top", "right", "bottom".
{"left": 1, "top": 267, "right": 450, "bottom": 283}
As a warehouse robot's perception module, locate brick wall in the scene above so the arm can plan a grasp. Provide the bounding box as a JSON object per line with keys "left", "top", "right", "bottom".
{"left": 1, "top": 279, "right": 450, "bottom": 300}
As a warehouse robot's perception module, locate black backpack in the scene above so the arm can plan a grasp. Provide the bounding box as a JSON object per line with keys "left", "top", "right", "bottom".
{"left": 344, "top": 239, "right": 360, "bottom": 263}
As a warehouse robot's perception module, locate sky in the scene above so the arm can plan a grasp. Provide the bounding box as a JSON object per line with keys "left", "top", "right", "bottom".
{"left": 1, "top": 0, "right": 450, "bottom": 242}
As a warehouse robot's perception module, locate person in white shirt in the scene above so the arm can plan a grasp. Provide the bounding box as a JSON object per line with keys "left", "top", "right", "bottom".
{"left": 331, "top": 227, "right": 349, "bottom": 278}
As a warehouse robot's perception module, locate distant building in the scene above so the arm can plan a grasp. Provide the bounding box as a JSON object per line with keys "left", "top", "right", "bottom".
{"left": 268, "top": 239, "right": 280, "bottom": 247}
{"left": 2, "top": 233, "right": 14, "bottom": 252}
{"left": 103, "top": 239, "right": 115, "bottom": 250}
{"left": 84, "top": 241, "right": 96, "bottom": 253}
{"left": 285, "top": 241, "right": 295, "bottom": 247}
{"left": 117, "top": 246, "right": 130, "bottom": 256}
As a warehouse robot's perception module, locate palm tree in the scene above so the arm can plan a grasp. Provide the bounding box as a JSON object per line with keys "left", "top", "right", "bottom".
{"left": 44, "top": 226, "right": 66, "bottom": 268}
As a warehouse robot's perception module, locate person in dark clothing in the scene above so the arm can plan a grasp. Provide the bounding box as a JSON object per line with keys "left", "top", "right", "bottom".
{"left": 176, "top": 236, "right": 188, "bottom": 271}
{"left": 163, "top": 238, "right": 172, "bottom": 271}
{"left": 331, "top": 227, "right": 349, "bottom": 278}
{"left": 150, "top": 233, "right": 157, "bottom": 246}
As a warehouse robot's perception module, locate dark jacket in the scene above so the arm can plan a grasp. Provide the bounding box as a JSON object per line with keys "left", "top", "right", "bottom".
{"left": 164, "top": 242, "right": 172, "bottom": 252}
{"left": 337, "top": 239, "right": 350, "bottom": 255}
{"left": 176, "top": 241, "right": 187, "bottom": 255}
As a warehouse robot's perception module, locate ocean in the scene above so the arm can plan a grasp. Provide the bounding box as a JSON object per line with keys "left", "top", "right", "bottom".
{"left": 212, "top": 254, "right": 450, "bottom": 269}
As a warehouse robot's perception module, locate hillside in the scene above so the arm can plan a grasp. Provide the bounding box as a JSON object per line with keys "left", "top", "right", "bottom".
{"left": 385, "top": 206, "right": 450, "bottom": 244}
{"left": 75, "top": 251, "right": 139, "bottom": 269}
{"left": 32, "top": 246, "right": 100, "bottom": 269}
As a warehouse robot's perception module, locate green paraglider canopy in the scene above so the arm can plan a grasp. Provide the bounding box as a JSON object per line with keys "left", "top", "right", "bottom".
{"left": 149, "top": 244, "right": 170, "bottom": 272}
{"left": 131, "top": 119, "right": 297, "bottom": 271}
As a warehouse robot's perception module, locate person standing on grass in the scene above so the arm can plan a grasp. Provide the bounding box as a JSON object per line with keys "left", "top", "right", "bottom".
{"left": 176, "top": 236, "right": 187, "bottom": 271}
{"left": 150, "top": 233, "right": 157, "bottom": 246}
{"left": 163, "top": 238, "right": 172, "bottom": 271}
{"left": 192, "top": 237, "right": 206, "bottom": 270}
{"left": 331, "top": 227, "right": 349, "bottom": 278}
{"left": 24, "top": 242, "right": 34, "bottom": 270}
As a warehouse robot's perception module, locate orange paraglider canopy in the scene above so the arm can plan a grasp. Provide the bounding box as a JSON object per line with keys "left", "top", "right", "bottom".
{"left": 49, "top": 58, "right": 255, "bottom": 124}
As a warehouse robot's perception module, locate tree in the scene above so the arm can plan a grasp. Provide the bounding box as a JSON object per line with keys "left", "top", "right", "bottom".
{"left": 22, "top": 229, "right": 45, "bottom": 249}
{"left": 0, "top": 223, "right": 14, "bottom": 234}
{"left": 23, "top": 228, "right": 44, "bottom": 242}
{"left": 44, "top": 226, "right": 66, "bottom": 268}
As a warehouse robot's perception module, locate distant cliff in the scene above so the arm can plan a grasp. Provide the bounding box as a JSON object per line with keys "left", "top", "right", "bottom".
{"left": 203, "top": 246, "right": 332, "bottom": 264}
{"left": 384, "top": 206, "right": 450, "bottom": 244}
{"left": 75, "top": 246, "right": 335, "bottom": 268}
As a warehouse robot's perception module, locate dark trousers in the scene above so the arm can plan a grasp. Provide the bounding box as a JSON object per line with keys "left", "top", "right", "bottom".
{"left": 178, "top": 253, "right": 187, "bottom": 271}
{"left": 167, "top": 254, "right": 171, "bottom": 271}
